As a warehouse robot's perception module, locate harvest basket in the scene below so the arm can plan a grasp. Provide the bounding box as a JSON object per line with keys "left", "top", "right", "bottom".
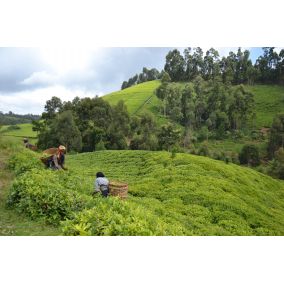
{"left": 109, "top": 181, "right": 128, "bottom": 199}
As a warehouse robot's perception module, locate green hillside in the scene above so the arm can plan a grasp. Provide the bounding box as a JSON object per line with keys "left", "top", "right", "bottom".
{"left": 103, "top": 82, "right": 284, "bottom": 130}
{"left": 0, "top": 123, "right": 36, "bottom": 137}
{"left": 103, "top": 80, "right": 161, "bottom": 115}
{"left": 6, "top": 147, "right": 284, "bottom": 235}
{"left": 0, "top": 123, "right": 37, "bottom": 144}
{"left": 246, "top": 84, "right": 284, "bottom": 128}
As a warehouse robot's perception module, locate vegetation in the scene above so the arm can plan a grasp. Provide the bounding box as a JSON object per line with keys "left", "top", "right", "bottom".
{"left": 6, "top": 148, "right": 284, "bottom": 236}
{"left": 0, "top": 111, "right": 40, "bottom": 125}
{"left": 121, "top": 67, "right": 161, "bottom": 90}
{"left": 0, "top": 136, "right": 60, "bottom": 235}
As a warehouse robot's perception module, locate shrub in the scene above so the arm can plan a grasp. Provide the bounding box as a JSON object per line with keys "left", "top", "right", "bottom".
{"left": 7, "top": 169, "right": 91, "bottom": 224}
{"left": 239, "top": 144, "right": 260, "bottom": 166}
{"left": 198, "top": 144, "right": 210, "bottom": 157}
{"left": 61, "top": 197, "right": 184, "bottom": 236}
{"left": 268, "top": 147, "right": 284, "bottom": 179}
{"left": 9, "top": 149, "right": 43, "bottom": 175}
{"left": 7, "top": 125, "right": 21, "bottom": 131}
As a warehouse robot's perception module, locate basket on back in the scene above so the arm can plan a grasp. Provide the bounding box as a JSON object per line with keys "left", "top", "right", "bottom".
{"left": 109, "top": 181, "right": 128, "bottom": 199}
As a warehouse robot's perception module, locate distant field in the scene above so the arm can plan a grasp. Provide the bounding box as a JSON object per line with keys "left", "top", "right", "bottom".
{"left": 103, "top": 80, "right": 162, "bottom": 115}
{"left": 0, "top": 123, "right": 36, "bottom": 137}
{"left": 0, "top": 123, "right": 37, "bottom": 144}
{"left": 246, "top": 84, "right": 284, "bottom": 128}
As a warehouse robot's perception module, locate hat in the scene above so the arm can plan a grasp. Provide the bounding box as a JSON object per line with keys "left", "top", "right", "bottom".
{"left": 58, "top": 145, "right": 66, "bottom": 151}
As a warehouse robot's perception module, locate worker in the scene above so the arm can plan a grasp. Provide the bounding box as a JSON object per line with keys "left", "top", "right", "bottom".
{"left": 41, "top": 145, "right": 67, "bottom": 170}
{"left": 23, "top": 138, "right": 37, "bottom": 151}
{"left": 93, "top": 172, "right": 109, "bottom": 197}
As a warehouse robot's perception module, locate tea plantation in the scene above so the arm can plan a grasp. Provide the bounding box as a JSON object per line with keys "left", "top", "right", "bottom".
{"left": 6, "top": 148, "right": 284, "bottom": 235}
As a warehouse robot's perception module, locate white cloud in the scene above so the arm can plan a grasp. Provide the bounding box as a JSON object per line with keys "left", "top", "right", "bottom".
{"left": 20, "top": 71, "right": 58, "bottom": 86}
{"left": 0, "top": 85, "right": 103, "bottom": 114}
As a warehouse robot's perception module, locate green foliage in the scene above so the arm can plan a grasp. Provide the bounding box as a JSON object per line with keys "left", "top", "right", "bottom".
{"left": 158, "top": 123, "right": 181, "bottom": 151}
{"left": 7, "top": 125, "right": 21, "bottom": 131}
{"left": 268, "top": 113, "right": 284, "bottom": 158}
{"left": 7, "top": 169, "right": 89, "bottom": 224}
{"left": 239, "top": 144, "right": 260, "bottom": 166}
{"left": 121, "top": 67, "right": 161, "bottom": 90}
{"left": 8, "top": 149, "right": 43, "bottom": 175}
{"left": 268, "top": 147, "right": 284, "bottom": 179}
{"left": 6, "top": 149, "right": 284, "bottom": 235}
{"left": 61, "top": 198, "right": 183, "bottom": 236}
{"left": 0, "top": 123, "right": 37, "bottom": 138}
{"left": 95, "top": 140, "right": 106, "bottom": 151}
{"left": 66, "top": 150, "right": 284, "bottom": 236}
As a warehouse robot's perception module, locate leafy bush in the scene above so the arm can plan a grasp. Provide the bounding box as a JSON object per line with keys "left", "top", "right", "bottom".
{"left": 239, "top": 144, "right": 260, "bottom": 166}
{"left": 7, "top": 169, "right": 91, "bottom": 224}
{"left": 198, "top": 144, "right": 210, "bottom": 157}
{"left": 268, "top": 147, "right": 284, "bottom": 179}
{"left": 7, "top": 125, "right": 21, "bottom": 131}
{"left": 9, "top": 149, "right": 43, "bottom": 175}
{"left": 61, "top": 197, "right": 184, "bottom": 236}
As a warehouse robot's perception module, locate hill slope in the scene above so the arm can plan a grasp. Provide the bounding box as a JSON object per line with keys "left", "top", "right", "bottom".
{"left": 0, "top": 123, "right": 37, "bottom": 144}
{"left": 103, "top": 82, "right": 284, "bottom": 129}
{"left": 67, "top": 150, "right": 284, "bottom": 235}
{"left": 103, "top": 80, "right": 161, "bottom": 115}
{"left": 246, "top": 84, "right": 284, "bottom": 128}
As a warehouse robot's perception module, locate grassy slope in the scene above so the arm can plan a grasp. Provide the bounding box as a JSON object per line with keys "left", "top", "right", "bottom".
{"left": 103, "top": 82, "right": 284, "bottom": 129}
{"left": 67, "top": 150, "right": 284, "bottom": 235}
{"left": 247, "top": 84, "right": 284, "bottom": 128}
{"left": 0, "top": 137, "right": 60, "bottom": 236}
{"left": 103, "top": 80, "right": 162, "bottom": 115}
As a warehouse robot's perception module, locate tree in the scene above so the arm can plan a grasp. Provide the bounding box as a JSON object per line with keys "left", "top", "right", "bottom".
{"left": 203, "top": 48, "right": 220, "bottom": 80}
{"left": 181, "top": 83, "right": 195, "bottom": 128}
{"left": 42, "top": 96, "right": 63, "bottom": 121}
{"left": 121, "top": 81, "right": 128, "bottom": 90}
{"left": 161, "top": 71, "right": 171, "bottom": 83}
{"left": 32, "top": 120, "right": 45, "bottom": 135}
{"left": 239, "top": 144, "right": 260, "bottom": 166}
{"left": 164, "top": 49, "right": 185, "bottom": 81}
{"left": 38, "top": 110, "right": 82, "bottom": 152}
{"left": 52, "top": 111, "right": 82, "bottom": 152}
{"left": 129, "top": 112, "right": 158, "bottom": 150}
{"left": 158, "top": 123, "right": 181, "bottom": 151}
{"left": 268, "top": 113, "right": 284, "bottom": 158}
{"left": 156, "top": 82, "right": 170, "bottom": 116}
{"left": 269, "top": 147, "right": 284, "bottom": 179}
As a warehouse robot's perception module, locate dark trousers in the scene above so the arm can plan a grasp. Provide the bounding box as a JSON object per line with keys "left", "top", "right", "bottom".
{"left": 101, "top": 189, "right": 109, "bottom": 197}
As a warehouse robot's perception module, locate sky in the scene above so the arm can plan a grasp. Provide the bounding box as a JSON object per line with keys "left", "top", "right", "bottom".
{"left": 0, "top": 47, "right": 276, "bottom": 115}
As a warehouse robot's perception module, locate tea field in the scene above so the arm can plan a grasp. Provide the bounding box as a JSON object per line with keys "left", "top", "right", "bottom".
{"left": 6, "top": 147, "right": 284, "bottom": 235}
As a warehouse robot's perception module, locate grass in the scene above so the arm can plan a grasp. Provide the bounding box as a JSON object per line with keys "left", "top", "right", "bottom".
{"left": 246, "top": 84, "right": 284, "bottom": 128}
{"left": 0, "top": 123, "right": 37, "bottom": 145}
{"left": 0, "top": 137, "right": 60, "bottom": 236}
{"left": 103, "top": 80, "right": 162, "bottom": 115}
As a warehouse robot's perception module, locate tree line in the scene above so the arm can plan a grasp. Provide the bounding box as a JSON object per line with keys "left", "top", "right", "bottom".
{"left": 0, "top": 111, "right": 40, "bottom": 125}
{"left": 122, "top": 47, "right": 284, "bottom": 90}
{"left": 35, "top": 96, "right": 182, "bottom": 153}
{"left": 156, "top": 77, "right": 255, "bottom": 140}
{"left": 164, "top": 47, "right": 284, "bottom": 85}
{"left": 121, "top": 67, "right": 161, "bottom": 89}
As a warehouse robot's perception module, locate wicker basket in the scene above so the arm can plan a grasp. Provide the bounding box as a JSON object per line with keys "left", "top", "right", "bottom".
{"left": 109, "top": 181, "right": 128, "bottom": 199}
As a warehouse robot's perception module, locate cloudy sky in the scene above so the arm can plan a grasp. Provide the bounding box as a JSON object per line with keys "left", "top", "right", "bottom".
{"left": 0, "top": 47, "right": 274, "bottom": 115}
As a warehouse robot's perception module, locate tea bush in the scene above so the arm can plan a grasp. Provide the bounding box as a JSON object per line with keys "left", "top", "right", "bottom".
{"left": 7, "top": 169, "right": 92, "bottom": 224}
{"left": 61, "top": 197, "right": 185, "bottom": 236}
{"left": 7, "top": 148, "right": 284, "bottom": 235}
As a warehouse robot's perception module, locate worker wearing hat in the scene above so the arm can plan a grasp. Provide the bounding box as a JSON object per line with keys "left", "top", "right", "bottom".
{"left": 41, "top": 145, "right": 67, "bottom": 170}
